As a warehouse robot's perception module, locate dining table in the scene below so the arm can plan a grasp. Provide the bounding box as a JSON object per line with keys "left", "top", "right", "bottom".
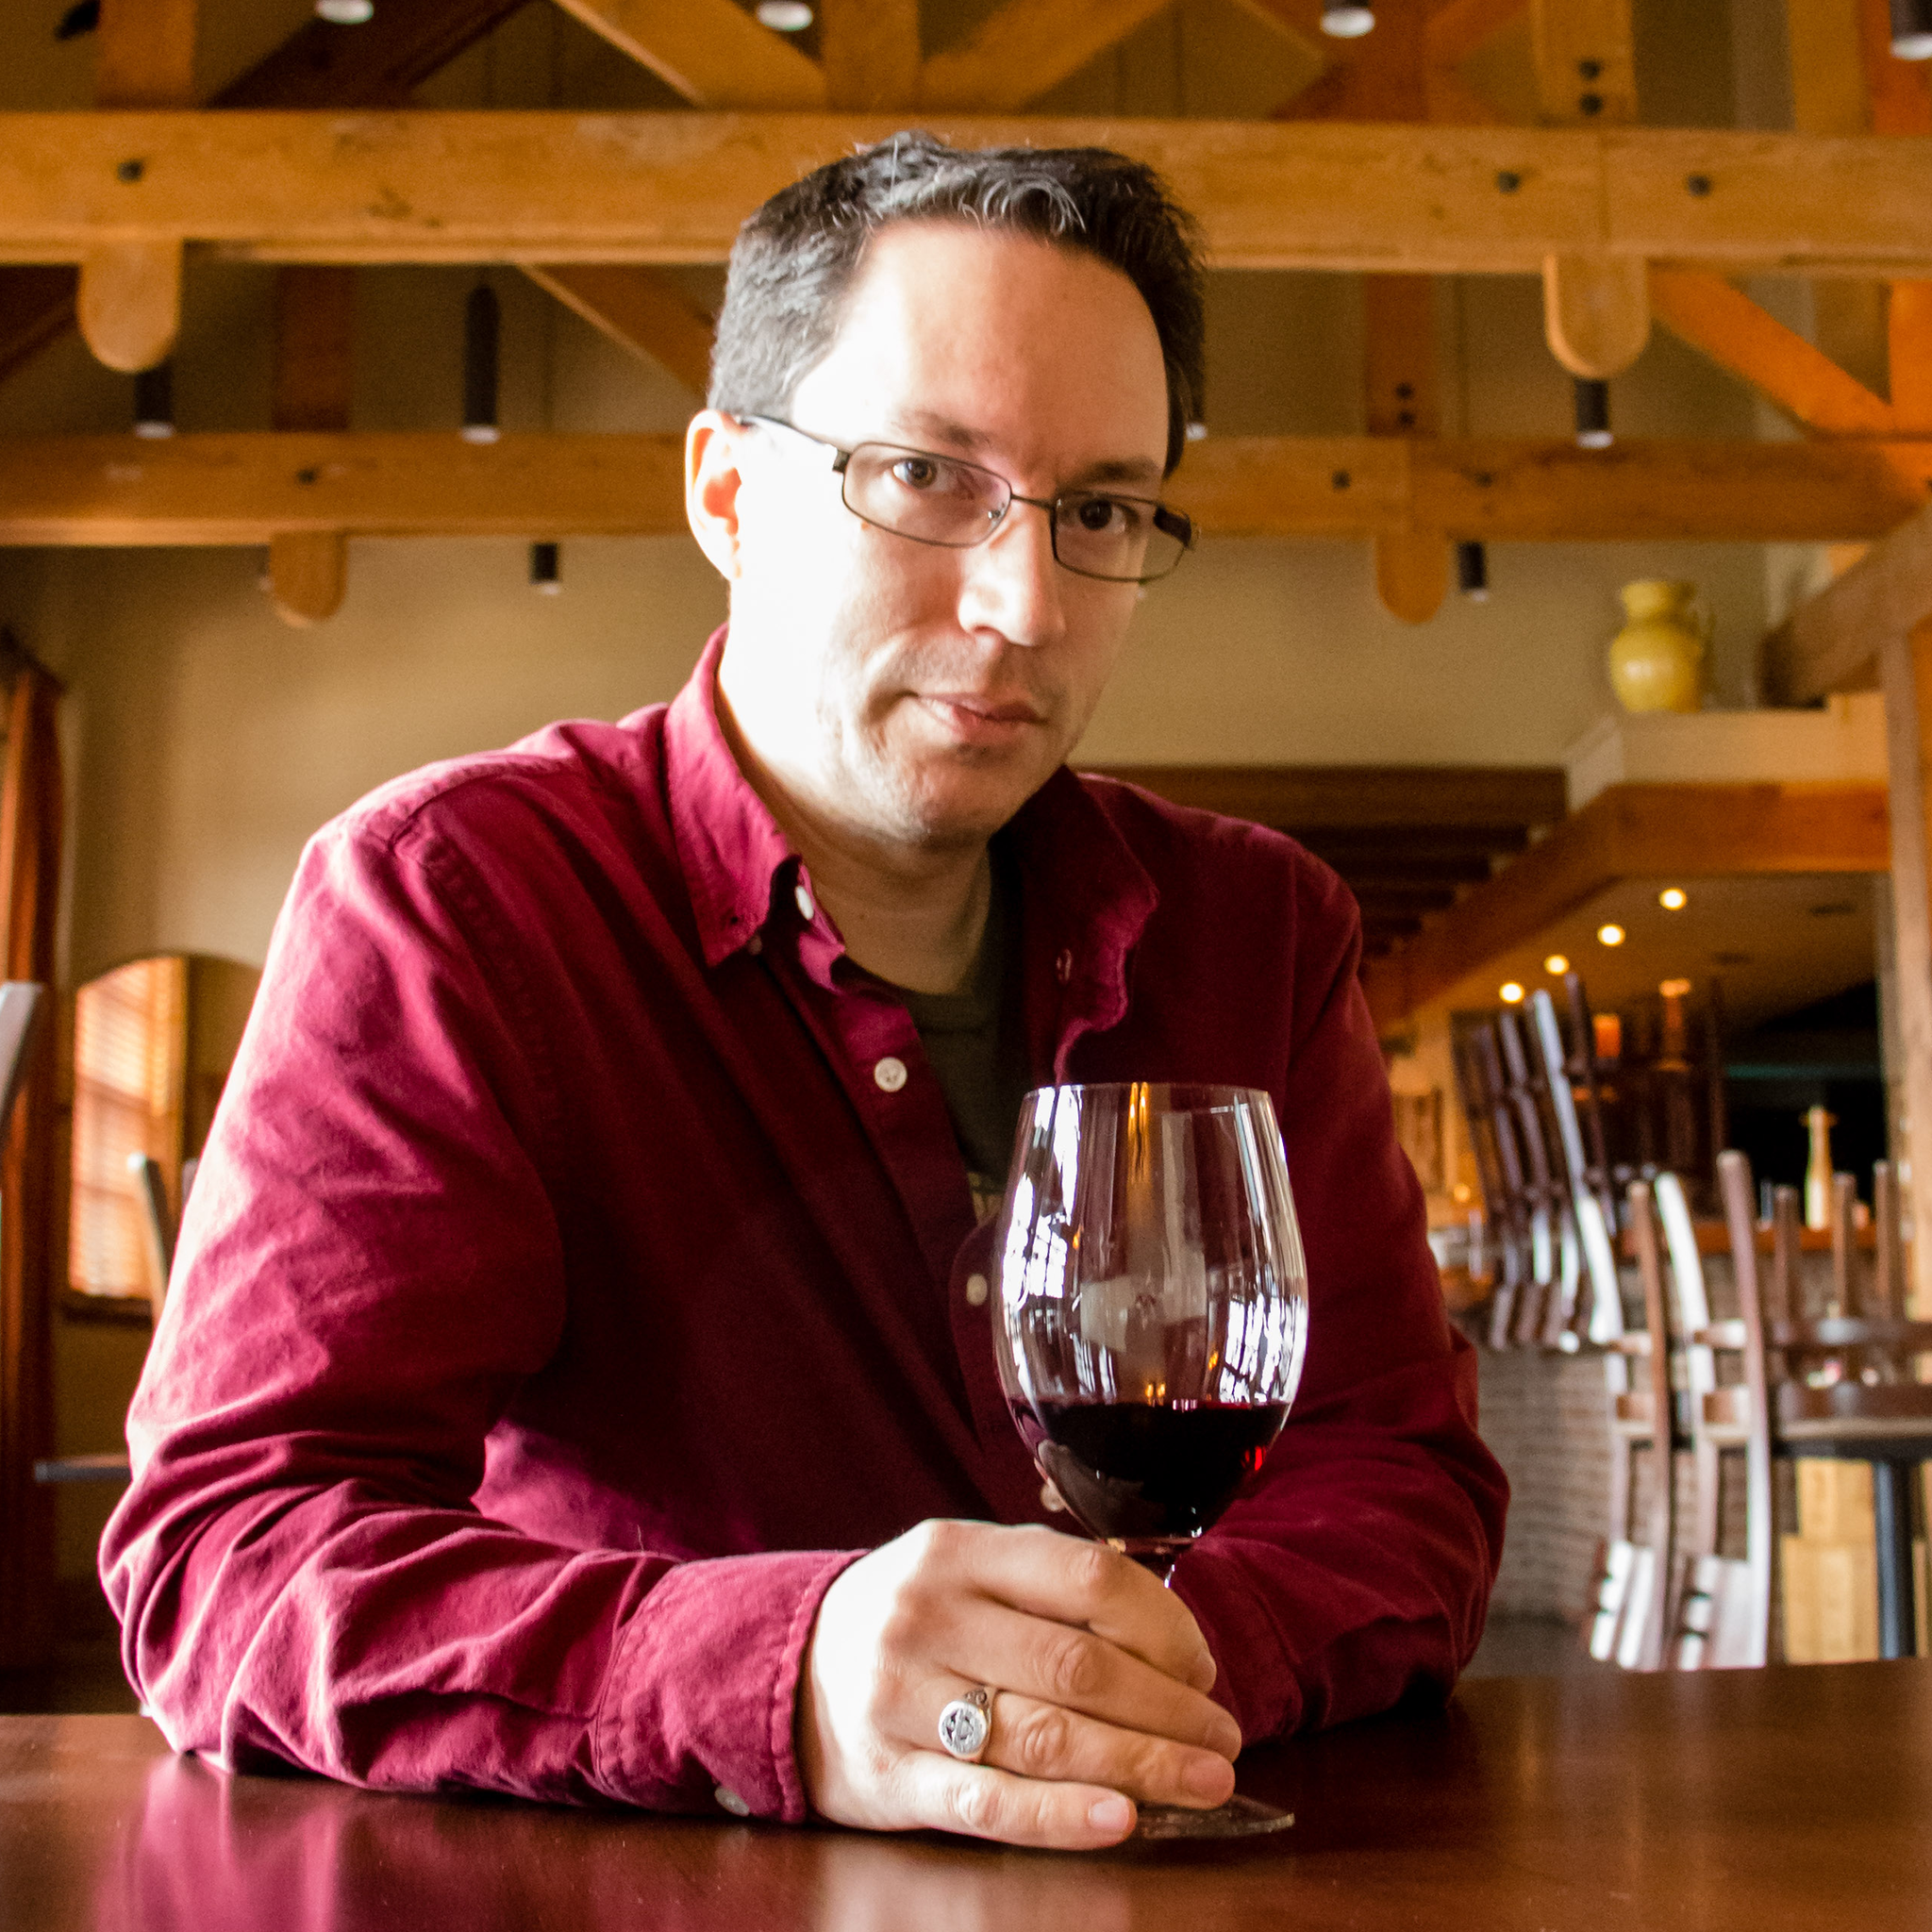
{"left": 6, "top": 1659, "right": 1928, "bottom": 1930}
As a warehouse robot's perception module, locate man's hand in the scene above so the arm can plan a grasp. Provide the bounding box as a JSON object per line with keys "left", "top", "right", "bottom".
{"left": 796, "top": 1519, "right": 1241, "bottom": 1849}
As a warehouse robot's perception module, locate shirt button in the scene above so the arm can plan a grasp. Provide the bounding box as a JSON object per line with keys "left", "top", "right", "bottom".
{"left": 874, "top": 1056, "right": 908, "bottom": 1093}
{"left": 746, "top": 931, "right": 763, "bottom": 956}
{"left": 1055, "top": 949, "right": 1074, "bottom": 984}
{"left": 964, "top": 1272, "right": 989, "bottom": 1307}
{"left": 794, "top": 882, "right": 815, "bottom": 923}
{"left": 714, "top": 1785, "right": 751, "bottom": 1817}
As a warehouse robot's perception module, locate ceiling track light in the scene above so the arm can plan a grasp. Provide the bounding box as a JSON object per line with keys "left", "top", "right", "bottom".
{"left": 133, "top": 361, "right": 174, "bottom": 440}
{"left": 1574, "top": 378, "right": 1612, "bottom": 450}
{"left": 462, "top": 281, "right": 500, "bottom": 445}
{"left": 530, "top": 541, "right": 561, "bottom": 594}
{"left": 1321, "top": 3, "right": 1374, "bottom": 35}
{"left": 1892, "top": 0, "right": 1932, "bottom": 58}
{"left": 1456, "top": 540, "right": 1489, "bottom": 601}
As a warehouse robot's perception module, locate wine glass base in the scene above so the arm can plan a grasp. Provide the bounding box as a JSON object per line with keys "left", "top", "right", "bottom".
{"left": 1132, "top": 1795, "right": 1294, "bottom": 1841}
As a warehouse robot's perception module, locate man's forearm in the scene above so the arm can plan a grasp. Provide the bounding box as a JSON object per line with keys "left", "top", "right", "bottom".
{"left": 108, "top": 1464, "right": 855, "bottom": 1814}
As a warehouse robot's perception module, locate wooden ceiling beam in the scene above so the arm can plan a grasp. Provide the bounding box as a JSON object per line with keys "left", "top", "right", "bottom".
{"left": 0, "top": 0, "right": 529, "bottom": 386}
{"left": 1649, "top": 265, "right": 1897, "bottom": 436}
{"left": 3, "top": 431, "right": 1930, "bottom": 546}
{"left": 548, "top": 0, "right": 824, "bottom": 108}
{"left": 1763, "top": 495, "right": 1932, "bottom": 703}
{"left": 79, "top": 0, "right": 198, "bottom": 373}
{"left": 1360, "top": 780, "right": 1892, "bottom": 1026}
{"left": 268, "top": 265, "right": 357, "bottom": 625}
{"left": 521, "top": 262, "right": 714, "bottom": 394}
{"left": 214, "top": 0, "right": 531, "bottom": 108}
{"left": 1533, "top": 0, "right": 1648, "bottom": 378}
{"left": 820, "top": 0, "right": 920, "bottom": 111}
{"left": 8, "top": 115, "right": 1932, "bottom": 275}
{"left": 1427, "top": 0, "right": 1530, "bottom": 73}
{"left": 921, "top": 0, "right": 1177, "bottom": 111}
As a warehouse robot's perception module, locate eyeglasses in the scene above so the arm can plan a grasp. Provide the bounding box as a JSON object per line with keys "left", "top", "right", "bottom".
{"left": 741, "top": 416, "right": 1194, "bottom": 585}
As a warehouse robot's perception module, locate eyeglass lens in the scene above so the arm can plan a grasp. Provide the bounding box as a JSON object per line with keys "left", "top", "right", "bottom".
{"left": 840, "top": 444, "right": 1188, "bottom": 583}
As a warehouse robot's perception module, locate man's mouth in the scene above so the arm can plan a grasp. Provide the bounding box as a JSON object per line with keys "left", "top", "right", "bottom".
{"left": 921, "top": 692, "right": 1047, "bottom": 727}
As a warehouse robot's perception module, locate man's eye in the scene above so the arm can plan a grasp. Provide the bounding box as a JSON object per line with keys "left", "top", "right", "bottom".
{"left": 891, "top": 456, "right": 943, "bottom": 490}
{"left": 1069, "top": 496, "right": 1143, "bottom": 535}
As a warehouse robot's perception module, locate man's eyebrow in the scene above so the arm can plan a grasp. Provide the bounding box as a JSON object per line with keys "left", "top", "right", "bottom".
{"left": 889, "top": 411, "right": 1165, "bottom": 488}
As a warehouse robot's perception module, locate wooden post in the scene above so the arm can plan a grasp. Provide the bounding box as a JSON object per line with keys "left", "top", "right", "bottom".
{"left": 1880, "top": 617, "right": 1932, "bottom": 1316}
{"left": 267, "top": 265, "right": 355, "bottom": 625}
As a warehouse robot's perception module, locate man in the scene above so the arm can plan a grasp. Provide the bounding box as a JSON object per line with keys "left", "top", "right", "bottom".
{"left": 103, "top": 136, "right": 1506, "bottom": 1852}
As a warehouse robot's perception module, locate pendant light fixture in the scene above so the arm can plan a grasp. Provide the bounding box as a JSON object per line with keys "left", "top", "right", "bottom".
{"left": 529, "top": 542, "right": 561, "bottom": 594}
{"left": 1321, "top": 3, "right": 1374, "bottom": 33}
{"left": 133, "top": 362, "right": 174, "bottom": 440}
{"left": 1456, "top": 541, "right": 1489, "bottom": 601}
{"left": 462, "top": 281, "right": 501, "bottom": 445}
{"left": 1574, "top": 378, "right": 1612, "bottom": 450}
{"left": 1893, "top": 0, "right": 1932, "bottom": 57}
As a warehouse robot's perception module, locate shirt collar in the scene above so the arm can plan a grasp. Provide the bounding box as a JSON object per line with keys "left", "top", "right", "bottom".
{"left": 663, "top": 627, "right": 1161, "bottom": 1009}
{"left": 665, "top": 627, "right": 801, "bottom": 971}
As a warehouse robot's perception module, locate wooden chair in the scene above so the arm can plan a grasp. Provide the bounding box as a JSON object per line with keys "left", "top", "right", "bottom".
{"left": 1584, "top": 1177, "right": 1675, "bottom": 1667}
{"left": 1494, "top": 1007, "right": 1574, "bottom": 1347}
{"left": 1451, "top": 1015, "right": 1535, "bottom": 1349}
{"left": 1707, "top": 1148, "right": 1932, "bottom": 1662}
{"left": 1527, "top": 988, "right": 1623, "bottom": 1348}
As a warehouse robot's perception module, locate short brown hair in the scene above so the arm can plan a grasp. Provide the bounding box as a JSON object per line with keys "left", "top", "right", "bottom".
{"left": 708, "top": 131, "right": 1206, "bottom": 475}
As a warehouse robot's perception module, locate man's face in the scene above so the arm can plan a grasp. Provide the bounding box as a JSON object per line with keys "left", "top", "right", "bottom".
{"left": 709, "top": 220, "right": 1172, "bottom": 854}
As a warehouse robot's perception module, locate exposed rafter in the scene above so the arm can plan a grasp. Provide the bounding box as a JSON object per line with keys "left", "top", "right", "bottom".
{"left": 0, "top": 431, "right": 1927, "bottom": 547}
{"left": 5, "top": 115, "right": 1932, "bottom": 274}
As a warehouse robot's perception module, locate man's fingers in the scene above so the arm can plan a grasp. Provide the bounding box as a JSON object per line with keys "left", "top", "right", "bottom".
{"left": 943, "top": 1600, "right": 1241, "bottom": 1758}
{"left": 898, "top": 1749, "right": 1139, "bottom": 1850}
{"left": 947, "top": 1685, "right": 1238, "bottom": 1810}
{"left": 941, "top": 1523, "right": 1218, "bottom": 1691}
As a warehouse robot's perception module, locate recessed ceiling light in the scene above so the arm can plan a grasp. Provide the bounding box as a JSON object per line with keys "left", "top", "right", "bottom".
{"left": 1543, "top": 953, "right": 1570, "bottom": 975}
{"left": 315, "top": 0, "right": 375, "bottom": 22}
{"left": 1659, "top": 887, "right": 1687, "bottom": 909}
{"left": 1597, "top": 923, "right": 1625, "bottom": 946}
{"left": 1322, "top": 4, "right": 1374, "bottom": 35}
{"left": 755, "top": 1, "right": 813, "bottom": 28}
{"left": 1499, "top": 981, "right": 1524, "bottom": 1004}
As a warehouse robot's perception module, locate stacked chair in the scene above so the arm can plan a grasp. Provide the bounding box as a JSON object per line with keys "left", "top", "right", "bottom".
{"left": 1451, "top": 973, "right": 1929, "bottom": 1668}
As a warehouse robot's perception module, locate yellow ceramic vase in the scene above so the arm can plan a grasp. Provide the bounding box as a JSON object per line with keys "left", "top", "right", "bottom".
{"left": 1607, "top": 578, "right": 1709, "bottom": 714}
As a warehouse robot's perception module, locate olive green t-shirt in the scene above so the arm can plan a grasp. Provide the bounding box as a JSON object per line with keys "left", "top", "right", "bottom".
{"left": 891, "top": 851, "right": 1032, "bottom": 1224}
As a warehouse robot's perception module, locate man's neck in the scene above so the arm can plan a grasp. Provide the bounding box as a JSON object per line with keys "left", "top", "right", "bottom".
{"left": 716, "top": 691, "right": 993, "bottom": 995}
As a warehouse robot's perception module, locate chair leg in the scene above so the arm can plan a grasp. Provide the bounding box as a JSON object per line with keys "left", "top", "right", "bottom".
{"left": 1873, "top": 1461, "right": 1918, "bottom": 1660}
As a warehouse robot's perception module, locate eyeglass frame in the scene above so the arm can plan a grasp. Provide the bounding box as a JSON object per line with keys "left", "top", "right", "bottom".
{"left": 736, "top": 414, "right": 1196, "bottom": 585}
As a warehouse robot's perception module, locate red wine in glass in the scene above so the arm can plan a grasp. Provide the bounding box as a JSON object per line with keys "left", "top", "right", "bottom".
{"left": 989, "top": 1082, "right": 1308, "bottom": 1840}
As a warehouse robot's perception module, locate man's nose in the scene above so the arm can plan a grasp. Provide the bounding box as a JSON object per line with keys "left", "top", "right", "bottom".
{"left": 957, "top": 500, "right": 1067, "bottom": 649}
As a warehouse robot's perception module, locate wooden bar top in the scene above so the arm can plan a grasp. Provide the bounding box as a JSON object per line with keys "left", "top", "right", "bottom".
{"left": 8, "top": 1662, "right": 1930, "bottom": 1930}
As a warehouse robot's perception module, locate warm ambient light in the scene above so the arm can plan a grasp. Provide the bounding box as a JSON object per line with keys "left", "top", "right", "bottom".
{"left": 1597, "top": 923, "right": 1625, "bottom": 946}
{"left": 755, "top": 1, "right": 814, "bottom": 27}
{"left": 1659, "top": 887, "right": 1688, "bottom": 909}
{"left": 1659, "top": 977, "right": 1692, "bottom": 998}
{"left": 1543, "top": 953, "right": 1570, "bottom": 975}
{"left": 1321, "top": 3, "right": 1375, "bottom": 34}
{"left": 1499, "top": 982, "right": 1525, "bottom": 1004}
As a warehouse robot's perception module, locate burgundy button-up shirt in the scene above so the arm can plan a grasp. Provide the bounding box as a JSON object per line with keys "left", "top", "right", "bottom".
{"left": 103, "top": 631, "right": 1506, "bottom": 1819}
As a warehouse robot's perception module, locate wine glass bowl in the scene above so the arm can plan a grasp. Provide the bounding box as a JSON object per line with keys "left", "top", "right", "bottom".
{"left": 991, "top": 1082, "right": 1308, "bottom": 1580}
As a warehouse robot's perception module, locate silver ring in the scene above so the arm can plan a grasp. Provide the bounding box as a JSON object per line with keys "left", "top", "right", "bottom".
{"left": 937, "top": 1685, "right": 997, "bottom": 1762}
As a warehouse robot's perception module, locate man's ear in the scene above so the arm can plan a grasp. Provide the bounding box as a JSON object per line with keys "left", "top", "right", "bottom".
{"left": 685, "top": 410, "right": 752, "bottom": 581}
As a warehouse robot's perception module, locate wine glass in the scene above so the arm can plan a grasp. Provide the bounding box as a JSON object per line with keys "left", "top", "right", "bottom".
{"left": 989, "top": 1081, "right": 1308, "bottom": 1840}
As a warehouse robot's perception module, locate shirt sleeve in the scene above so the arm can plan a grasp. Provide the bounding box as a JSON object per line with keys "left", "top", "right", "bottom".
{"left": 1170, "top": 856, "right": 1509, "bottom": 1743}
{"left": 99, "top": 809, "right": 854, "bottom": 1816}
